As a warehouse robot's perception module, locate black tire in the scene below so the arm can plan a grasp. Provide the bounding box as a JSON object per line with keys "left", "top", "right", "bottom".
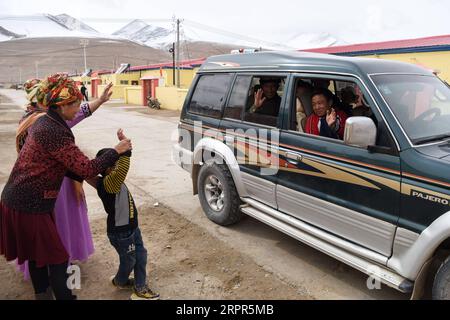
{"left": 197, "top": 163, "right": 243, "bottom": 226}
{"left": 432, "top": 255, "right": 450, "bottom": 300}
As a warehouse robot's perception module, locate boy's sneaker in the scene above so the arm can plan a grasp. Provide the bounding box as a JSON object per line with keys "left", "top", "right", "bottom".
{"left": 110, "top": 275, "right": 135, "bottom": 290}
{"left": 130, "top": 285, "right": 160, "bottom": 300}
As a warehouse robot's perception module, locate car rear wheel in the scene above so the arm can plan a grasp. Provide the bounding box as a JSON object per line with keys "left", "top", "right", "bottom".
{"left": 432, "top": 255, "right": 450, "bottom": 300}
{"left": 197, "top": 163, "right": 243, "bottom": 226}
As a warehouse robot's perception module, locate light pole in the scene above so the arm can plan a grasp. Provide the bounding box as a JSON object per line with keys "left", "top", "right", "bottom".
{"left": 169, "top": 43, "right": 175, "bottom": 86}
{"left": 80, "top": 39, "right": 89, "bottom": 73}
{"left": 35, "top": 61, "right": 39, "bottom": 79}
{"left": 176, "top": 19, "right": 180, "bottom": 88}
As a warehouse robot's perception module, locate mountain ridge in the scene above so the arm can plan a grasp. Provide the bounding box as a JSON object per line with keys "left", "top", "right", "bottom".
{"left": 0, "top": 13, "right": 346, "bottom": 50}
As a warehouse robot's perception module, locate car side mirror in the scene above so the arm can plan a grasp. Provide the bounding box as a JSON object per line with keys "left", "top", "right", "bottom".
{"left": 344, "top": 117, "right": 377, "bottom": 149}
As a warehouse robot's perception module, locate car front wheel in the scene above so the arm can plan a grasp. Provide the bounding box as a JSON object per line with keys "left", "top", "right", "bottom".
{"left": 197, "top": 163, "right": 243, "bottom": 226}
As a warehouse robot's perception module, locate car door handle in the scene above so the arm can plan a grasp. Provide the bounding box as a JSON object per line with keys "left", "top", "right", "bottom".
{"left": 285, "top": 152, "right": 302, "bottom": 163}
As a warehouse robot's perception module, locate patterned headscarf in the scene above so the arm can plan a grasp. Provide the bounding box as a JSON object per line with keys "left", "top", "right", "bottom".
{"left": 23, "top": 78, "right": 41, "bottom": 95}
{"left": 26, "top": 85, "right": 45, "bottom": 113}
{"left": 37, "top": 73, "right": 83, "bottom": 108}
{"left": 17, "top": 79, "right": 45, "bottom": 152}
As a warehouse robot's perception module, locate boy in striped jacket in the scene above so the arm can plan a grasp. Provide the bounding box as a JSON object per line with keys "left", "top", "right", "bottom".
{"left": 89, "top": 129, "right": 159, "bottom": 300}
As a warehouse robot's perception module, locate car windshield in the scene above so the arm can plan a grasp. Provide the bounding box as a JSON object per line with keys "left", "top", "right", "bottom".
{"left": 372, "top": 74, "right": 450, "bottom": 144}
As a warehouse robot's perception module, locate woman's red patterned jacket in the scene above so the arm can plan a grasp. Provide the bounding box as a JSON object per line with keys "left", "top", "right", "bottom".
{"left": 1, "top": 109, "right": 119, "bottom": 214}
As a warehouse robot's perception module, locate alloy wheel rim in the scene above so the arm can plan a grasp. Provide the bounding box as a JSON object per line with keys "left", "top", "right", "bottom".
{"left": 204, "top": 175, "right": 225, "bottom": 211}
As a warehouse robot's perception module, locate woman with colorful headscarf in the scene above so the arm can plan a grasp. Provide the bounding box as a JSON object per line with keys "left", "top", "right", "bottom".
{"left": 0, "top": 74, "right": 132, "bottom": 299}
{"left": 15, "top": 76, "right": 115, "bottom": 282}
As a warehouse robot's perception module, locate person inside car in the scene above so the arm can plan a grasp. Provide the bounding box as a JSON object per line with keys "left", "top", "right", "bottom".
{"left": 341, "top": 86, "right": 373, "bottom": 117}
{"left": 305, "top": 88, "right": 348, "bottom": 140}
{"left": 249, "top": 78, "right": 282, "bottom": 117}
{"left": 295, "top": 80, "right": 313, "bottom": 132}
{"left": 312, "top": 79, "right": 351, "bottom": 115}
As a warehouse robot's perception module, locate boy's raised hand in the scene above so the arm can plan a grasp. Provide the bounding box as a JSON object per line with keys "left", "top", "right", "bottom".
{"left": 115, "top": 139, "right": 132, "bottom": 154}
{"left": 117, "top": 128, "right": 127, "bottom": 141}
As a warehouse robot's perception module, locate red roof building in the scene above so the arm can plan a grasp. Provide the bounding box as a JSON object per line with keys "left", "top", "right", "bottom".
{"left": 303, "top": 35, "right": 450, "bottom": 56}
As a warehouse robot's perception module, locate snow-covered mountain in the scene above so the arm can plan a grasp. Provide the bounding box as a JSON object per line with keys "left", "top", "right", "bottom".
{"left": 0, "top": 14, "right": 346, "bottom": 51}
{"left": 0, "top": 26, "right": 24, "bottom": 41}
{"left": 113, "top": 19, "right": 176, "bottom": 49}
{"left": 0, "top": 14, "right": 102, "bottom": 41}
{"left": 112, "top": 19, "right": 345, "bottom": 51}
{"left": 112, "top": 19, "right": 149, "bottom": 39}
{"left": 48, "top": 14, "right": 99, "bottom": 33}
{"left": 286, "top": 32, "right": 347, "bottom": 49}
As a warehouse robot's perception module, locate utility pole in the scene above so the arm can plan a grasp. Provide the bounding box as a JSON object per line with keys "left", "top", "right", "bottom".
{"left": 169, "top": 42, "right": 175, "bottom": 86}
{"left": 176, "top": 19, "right": 180, "bottom": 88}
{"left": 19, "top": 68, "right": 22, "bottom": 84}
{"left": 80, "top": 39, "right": 89, "bottom": 73}
{"left": 35, "top": 61, "right": 39, "bottom": 79}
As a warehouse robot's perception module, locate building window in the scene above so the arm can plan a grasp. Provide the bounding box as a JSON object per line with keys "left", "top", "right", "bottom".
{"left": 131, "top": 81, "right": 139, "bottom": 85}
{"left": 120, "top": 80, "right": 129, "bottom": 85}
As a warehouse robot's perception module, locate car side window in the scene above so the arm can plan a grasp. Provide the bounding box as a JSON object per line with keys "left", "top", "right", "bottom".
{"left": 223, "top": 75, "right": 252, "bottom": 121}
{"left": 243, "top": 76, "right": 287, "bottom": 127}
{"left": 188, "top": 74, "right": 233, "bottom": 118}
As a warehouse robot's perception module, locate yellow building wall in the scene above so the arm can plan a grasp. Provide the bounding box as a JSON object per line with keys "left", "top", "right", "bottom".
{"left": 124, "top": 86, "right": 143, "bottom": 105}
{"left": 99, "top": 73, "right": 140, "bottom": 85}
{"left": 97, "top": 73, "right": 141, "bottom": 100}
{"left": 155, "top": 87, "right": 188, "bottom": 110}
{"left": 141, "top": 69, "right": 194, "bottom": 88}
{"left": 180, "top": 69, "right": 195, "bottom": 88}
{"left": 141, "top": 70, "right": 162, "bottom": 79}
{"left": 140, "top": 70, "right": 164, "bottom": 87}
{"left": 98, "top": 84, "right": 129, "bottom": 100}
{"left": 72, "top": 75, "right": 91, "bottom": 84}
{"left": 359, "top": 51, "right": 450, "bottom": 82}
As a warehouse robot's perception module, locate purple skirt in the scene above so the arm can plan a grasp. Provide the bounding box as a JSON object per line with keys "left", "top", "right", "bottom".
{"left": 17, "top": 177, "right": 94, "bottom": 278}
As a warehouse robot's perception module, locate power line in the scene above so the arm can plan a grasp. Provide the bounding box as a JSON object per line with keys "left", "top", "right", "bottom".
{"left": 82, "top": 17, "right": 173, "bottom": 24}
{"left": 182, "top": 24, "right": 233, "bottom": 56}
{"left": 183, "top": 19, "right": 295, "bottom": 50}
{"left": 0, "top": 16, "right": 173, "bottom": 24}
{"left": 180, "top": 25, "right": 191, "bottom": 61}
{"left": 1, "top": 15, "right": 294, "bottom": 49}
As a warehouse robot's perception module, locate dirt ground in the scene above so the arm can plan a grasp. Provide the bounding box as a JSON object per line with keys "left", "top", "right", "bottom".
{"left": 0, "top": 94, "right": 310, "bottom": 300}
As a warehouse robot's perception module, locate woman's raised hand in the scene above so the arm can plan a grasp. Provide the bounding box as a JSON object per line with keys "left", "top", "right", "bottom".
{"left": 100, "top": 83, "right": 114, "bottom": 103}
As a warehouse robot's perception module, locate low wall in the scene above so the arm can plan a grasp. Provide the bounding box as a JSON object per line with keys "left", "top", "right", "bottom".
{"left": 155, "top": 86, "right": 188, "bottom": 111}
{"left": 97, "top": 85, "right": 129, "bottom": 100}
{"left": 124, "top": 86, "right": 143, "bottom": 105}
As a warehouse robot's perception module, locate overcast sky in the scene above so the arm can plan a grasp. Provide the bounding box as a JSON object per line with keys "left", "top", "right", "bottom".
{"left": 1, "top": 0, "right": 450, "bottom": 45}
